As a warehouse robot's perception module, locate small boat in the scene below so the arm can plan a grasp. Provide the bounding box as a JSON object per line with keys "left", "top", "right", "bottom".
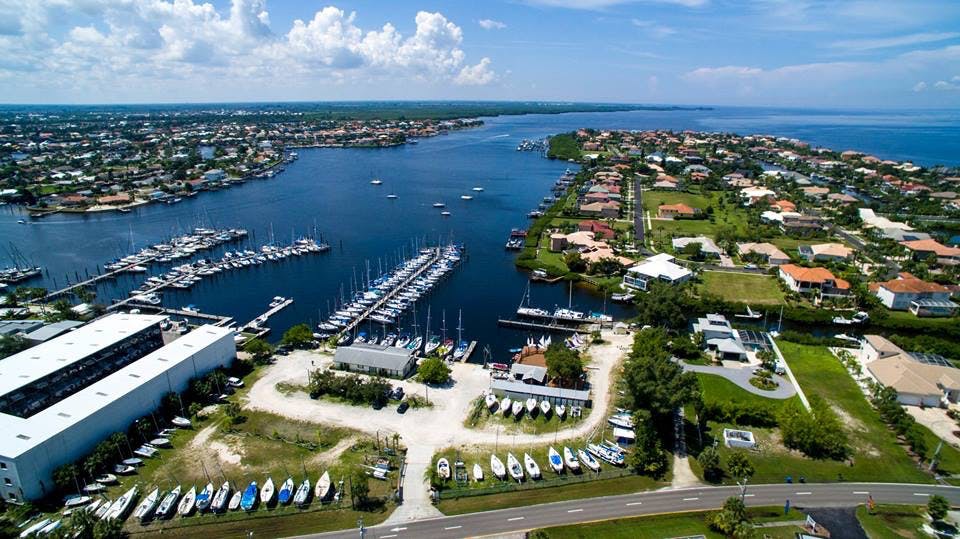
{"left": 473, "top": 463, "right": 484, "bottom": 482}
{"left": 260, "top": 477, "right": 275, "bottom": 505}
{"left": 240, "top": 482, "right": 258, "bottom": 511}
{"left": 556, "top": 404, "right": 566, "bottom": 418}
{"left": 94, "top": 474, "right": 118, "bottom": 484}
{"left": 104, "top": 486, "right": 138, "bottom": 521}
{"left": 501, "top": 397, "right": 512, "bottom": 416}
{"left": 386, "top": 193, "right": 398, "bottom": 199}
{"left": 578, "top": 449, "right": 601, "bottom": 472}
{"left": 112, "top": 464, "right": 135, "bottom": 475}
{"left": 19, "top": 519, "right": 51, "bottom": 538}
{"left": 83, "top": 483, "right": 106, "bottom": 494}
{"left": 228, "top": 490, "right": 243, "bottom": 511}
{"left": 506, "top": 453, "right": 524, "bottom": 482}
{"left": 94, "top": 500, "right": 111, "bottom": 519}
{"left": 490, "top": 454, "right": 506, "bottom": 480}
{"left": 440, "top": 211, "right": 451, "bottom": 217}
{"left": 524, "top": 453, "right": 541, "bottom": 479}
{"left": 63, "top": 495, "right": 92, "bottom": 509}
{"left": 460, "top": 195, "right": 473, "bottom": 200}
{"left": 84, "top": 499, "right": 103, "bottom": 515}
{"left": 436, "top": 458, "right": 451, "bottom": 480}
{"left": 195, "top": 482, "right": 214, "bottom": 512}
{"left": 563, "top": 447, "right": 580, "bottom": 471}
{"left": 294, "top": 478, "right": 311, "bottom": 506}
{"left": 315, "top": 471, "right": 332, "bottom": 501}
{"left": 526, "top": 398, "right": 537, "bottom": 415}
{"left": 485, "top": 393, "right": 498, "bottom": 411}
{"left": 156, "top": 486, "right": 181, "bottom": 519}
{"left": 212, "top": 482, "right": 230, "bottom": 512}
{"left": 548, "top": 447, "right": 564, "bottom": 474}
{"left": 122, "top": 457, "right": 143, "bottom": 467}
{"left": 608, "top": 414, "right": 634, "bottom": 429}
{"left": 432, "top": 202, "right": 445, "bottom": 208}
{"left": 177, "top": 486, "right": 196, "bottom": 516}
{"left": 472, "top": 187, "right": 484, "bottom": 192}
{"left": 150, "top": 437, "right": 171, "bottom": 447}
{"left": 540, "top": 400, "right": 551, "bottom": 416}
{"left": 278, "top": 477, "right": 294, "bottom": 505}
{"left": 370, "top": 179, "right": 383, "bottom": 185}
{"left": 39, "top": 520, "right": 62, "bottom": 535}
{"left": 171, "top": 416, "right": 192, "bottom": 428}
{"left": 133, "top": 487, "right": 160, "bottom": 522}
{"left": 511, "top": 400, "right": 523, "bottom": 417}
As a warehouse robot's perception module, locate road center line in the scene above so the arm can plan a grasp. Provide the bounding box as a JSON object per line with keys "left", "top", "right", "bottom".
{"left": 390, "top": 527, "right": 408, "bottom": 532}
{"left": 444, "top": 526, "right": 462, "bottom": 530}
{"left": 567, "top": 508, "right": 584, "bottom": 513}
{"left": 683, "top": 497, "right": 699, "bottom": 501}
{"left": 625, "top": 501, "right": 643, "bottom": 506}
{"left": 853, "top": 491, "right": 869, "bottom": 495}
{"left": 743, "top": 494, "right": 755, "bottom": 498}
{"left": 914, "top": 493, "right": 931, "bottom": 497}
{"left": 795, "top": 492, "right": 812, "bottom": 495}
{"left": 507, "top": 516, "right": 525, "bottom": 521}
{"left": 381, "top": 535, "right": 398, "bottom": 538}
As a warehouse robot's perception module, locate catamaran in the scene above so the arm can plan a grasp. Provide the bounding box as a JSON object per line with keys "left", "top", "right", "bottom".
{"left": 547, "top": 447, "right": 564, "bottom": 474}
{"left": 563, "top": 447, "right": 580, "bottom": 471}
{"left": 436, "top": 458, "right": 451, "bottom": 480}
{"left": 523, "top": 453, "right": 541, "bottom": 479}
{"left": 506, "top": 453, "right": 524, "bottom": 482}
{"left": 177, "top": 486, "right": 196, "bottom": 516}
{"left": 490, "top": 454, "right": 506, "bottom": 480}
{"left": 240, "top": 482, "right": 258, "bottom": 511}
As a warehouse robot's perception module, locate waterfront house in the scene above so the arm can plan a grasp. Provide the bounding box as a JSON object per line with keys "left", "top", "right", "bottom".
{"left": 657, "top": 203, "right": 699, "bottom": 219}
{"left": 579, "top": 201, "right": 620, "bottom": 219}
{"left": 779, "top": 214, "right": 824, "bottom": 235}
{"left": 861, "top": 335, "right": 960, "bottom": 407}
{"left": 737, "top": 242, "right": 791, "bottom": 266}
{"left": 333, "top": 344, "right": 416, "bottom": 379}
{"left": 798, "top": 243, "right": 852, "bottom": 262}
{"left": 869, "top": 273, "right": 957, "bottom": 317}
{"left": 622, "top": 253, "right": 692, "bottom": 291}
{"left": 578, "top": 220, "right": 615, "bottom": 240}
{"left": 672, "top": 236, "right": 722, "bottom": 258}
{"left": 901, "top": 239, "right": 960, "bottom": 265}
{"left": 778, "top": 264, "right": 850, "bottom": 299}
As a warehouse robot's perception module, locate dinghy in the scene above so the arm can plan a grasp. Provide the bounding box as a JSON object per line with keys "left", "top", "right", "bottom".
{"left": 540, "top": 400, "right": 551, "bottom": 416}
{"left": 578, "top": 449, "right": 601, "bottom": 472}
{"left": 563, "top": 447, "right": 580, "bottom": 471}
{"left": 473, "top": 463, "right": 484, "bottom": 482}
{"left": 436, "top": 458, "right": 451, "bottom": 480}
{"left": 228, "top": 490, "right": 243, "bottom": 511}
{"left": 547, "top": 447, "right": 564, "bottom": 474}
{"left": 526, "top": 398, "right": 537, "bottom": 415}
{"left": 195, "top": 482, "right": 214, "bottom": 511}
{"left": 294, "top": 478, "right": 311, "bottom": 506}
{"left": 556, "top": 404, "right": 566, "bottom": 418}
{"left": 501, "top": 397, "right": 512, "bottom": 416}
{"left": 523, "top": 453, "right": 541, "bottom": 479}
{"left": 485, "top": 393, "right": 498, "bottom": 410}
{"left": 490, "top": 454, "right": 506, "bottom": 480}
{"left": 240, "top": 482, "right": 258, "bottom": 511}
{"left": 133, "top": 487, "right": 160, "bottom": 522}
{"left": 315, "top": 471, "right": 332, "bottom": 502}
{"left": 506, "top": 453, "right": 524, "bottom": 482}
{"left": 260, "top": 477, "right": 275, "bottom": 505}
{"left": 156, "top": 486, "right": 181, "bottom": 519}
{"left": 177, "top": 486, "right": 196, "bottom": 516}
{"left": 278, "top": 478, "right": 294, "bottom": 505}
{"left": 211, "top": 482, "right": 230, "bottom": 512}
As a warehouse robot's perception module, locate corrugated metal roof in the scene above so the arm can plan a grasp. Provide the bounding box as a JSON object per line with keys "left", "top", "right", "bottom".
{"left": 490, "top": 379, "right": 590, "bottom": 401}
{"left": 333, "top": 344, "right": 414, "bottom": 371}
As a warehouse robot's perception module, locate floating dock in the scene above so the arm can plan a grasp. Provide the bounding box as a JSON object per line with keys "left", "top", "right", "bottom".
{"left": 240, "top": 298, "right": 294, "bottom": 338}
{"left": 496, "top": 319, "right": 584, "bottom": 334}
{"left": 460, "top": 340, "right": 478, "bottom": 362}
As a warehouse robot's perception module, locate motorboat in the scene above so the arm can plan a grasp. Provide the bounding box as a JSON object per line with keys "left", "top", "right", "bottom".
{"left": 294, "top": 478, "right": 311, "bottom": 506}
{"left": 440, "top": 211, "right": 451, "bottom": 217}
{"left": 556, "top": 404, "right": 566, "bottom": 418}
{"left": 212, "top": 482, "right": 230, "bottom": 512}
{"left": 278, "top": 477, "right": 294, "bottom": 505}
{"left": 608, "top": 414, "right": 634, "bottom": 430}
{"left": 548, "top": 447, "right": 564, "bottom": 474}
{"left": 260, "top": 477, "right": 275, "bottom": 505}
{"left": 523, "top": 453, "right": 541, "bottom": 479}
{"left": 370, "top": 179, "right": 383, "bottom": 185}
{"left": 501, "top": 397, "right": 512, "bottom": 416}
{"left": 156, "top": 486, "right": 181, "bottom": 519}
{"left": 563, "top": 447, "right": 580, "bottom": 471}
{"left": 133, "top": 487, "right": 160, "bottom": 522}
{"left": 511, "top": 400, "right": 524, "bottom": 417}
{"left": 171, "top": 416, "right": 192, "bottom": 428}
{"left": 472, "top": 187, "right": 484, "bottom": 192}
{"left": 526, "top": 398, "right": 537, "bottom": 415}
{"left": 485, "top": 393, "right": 498, "bottom": 410}
{"left": 177, "top": 486, "right": 196, "bottom": 516}
{"left": 540, "top": 400, "right": 551, "bottom": 416}
{"left": 460, "top": 195, "right": 473, "bottom": 200}
{"left": 473, "top": 463, "right": 484, "bottom": 482}
{"left": 195, "top": 482, "right": 214, "bottom": 512}
{"left": 490, "top": 454, "right": 506, "bottom": 480}
{"left": 436, "top": 458, "right": 451, "bottom": 480}
{"left": 432, "top": 202, "right": 445, "bottom": 208}
{"left": 386, "top": 194, "right": 398, "bottom": 199}
{"left": 506, "top": 453, "right": 524, "bottom": 482}
{"left": 240, "top": 482, "right": 258, "bottom": 511}
{"left": 228, "top": 490, "right": 242, "bottom": 511}
{"left": 315, "top": 471, "right": 332, "bottom": 502}
{"left": 578, "top": 449, "right": 600, "bottom": 472}
{"left": 104, "top": 486, "right": 138, "bottom": 521}
{"left": 94, "top": 474, "right": 118, "bottom": 484}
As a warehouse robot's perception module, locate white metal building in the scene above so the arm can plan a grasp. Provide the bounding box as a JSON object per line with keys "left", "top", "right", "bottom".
{"left": 0, "top": 320, "right": 235, "bottom": 502}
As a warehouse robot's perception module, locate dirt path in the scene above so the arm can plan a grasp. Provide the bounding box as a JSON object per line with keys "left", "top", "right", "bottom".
{"left": 244, "top": 331, "right": 632, "bottom": 522}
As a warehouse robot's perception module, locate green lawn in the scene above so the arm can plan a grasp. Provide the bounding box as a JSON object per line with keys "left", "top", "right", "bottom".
{"left": 530, "top": 506, "right": 807, "bottom": 539}
{"left": 698, "top": 373, "right": 797, "bottom": 412}
{"left": 642, "top": 190, "right": 715, "bottom": 213}
{"left": 856, "top": 504, "right": 927, "bottom": 539}
{"left": 697, "top": 271, "right": 786, "bottom": 305}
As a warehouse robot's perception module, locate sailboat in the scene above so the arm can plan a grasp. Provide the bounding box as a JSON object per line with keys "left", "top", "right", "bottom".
{"left": 473, "top": 463, "right": 484, "bottom": 481}
{"left": 511, "top": 400, "right": 524, "bottom": 417}
{"left": 524, "top": 453, "right": 541, "bottom": 479}
{"left": 133, "top": 487, "right": 160, "bottom": 522}
{"left": 156, "top": 486, "right": 181, "bottom": 519}
{"left": 485, "top": 393, "right": 498, "bottom": 410}
{"left": 315, "top": 471, "right": 332, "bottom": 502}
{"left": 294, "top": 478, "right": 311, "bottom": 506}
{"left": 453, "top": 310, "right": 467, "bottom": 360}
{"left": 526, "top": 398, "right": 538, "bottom": 415}
{"left": 578, "top": 449, "right": 601, "bottom": 472}
{"left": 211, "top": 482, "right": 230, "bottom": 512}
{"left": 556, "top": 403, "right": 566, "bottom": 418}
{"left": 278, "top": 477, "right": 294, "bottom": 505}
{"left": 563, "top": 447, "right": 580, "bottom": 471}
{"left": 260, "top": 477, "right": 275, "bottom": 505}
{"left": 228, "top": 490, "right": 243, "bottom": 511}
{"left": 547, "top": 447, "right": 564, "bottom": 474}
{"left": 490, "top": 454, "right": 506, "bottom": 480}
{"left": 195, "top": 482, "right": 214, "bottom": 511}
{"left": 540, "top": 400, "right": 551, "bottom": 416}
{"left": 177, "top": 486, "right": 196, "bottom": 516}
{"left": 104, "top": 486, "right": 138, "bottom": 521}
{"left": 506, "top": 453, "right": 524, "bottom": 482}
{"left": 240, "top": 481, "right": 258, "bottom": 511}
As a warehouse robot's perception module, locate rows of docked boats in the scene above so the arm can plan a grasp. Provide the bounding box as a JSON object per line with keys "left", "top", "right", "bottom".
{"left": 318, "top": 244, "right": 462, "bottom": 337}
{"left": 516, "top": 305, "right": 612, "bottom": 324}
{"left": 437, "top": 443, "right": 624, "bottom": 486}
{"left": 129, "top": 239, "right": 328, "bottom": 300}
{"left": 0, "top": 265, "right": 42, "bottom": 286}
{"left": 104, "top": 228, "right": 248, "bottom": 272}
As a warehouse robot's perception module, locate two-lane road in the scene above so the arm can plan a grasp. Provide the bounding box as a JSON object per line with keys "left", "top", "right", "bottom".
{"left": 300, "top": 482, "right": 960, "bottom": 539}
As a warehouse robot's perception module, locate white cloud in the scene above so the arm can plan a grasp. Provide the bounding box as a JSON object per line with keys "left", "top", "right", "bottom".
{"left": 523, "top": 0, "right": 707, "bottom": 10}
{"left": 630, "top": 19, "right": 676, "bottom": 38}
{"left": 932, "top": 75, "right": 960, "bottom": 91}
{"left": 830, "top": 32, "right": 959, "bottom": 52}
{"left": 913, "top": 81, "right": 928, "bottom": 92}
{"left": 478, "top": 19, "right": 506, "bottom": 30}
{"left": 0, "top": 1, "right": 496, "bottom": 97}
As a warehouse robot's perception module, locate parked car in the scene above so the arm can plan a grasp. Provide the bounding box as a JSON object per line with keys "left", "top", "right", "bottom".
{"left": 744, "top": 263, "right": 758, "bottom": 270}
{"left": 392, "top": 387, "right": 405, "bottom": 400}
{"left": 396, "top": 401, "right": 409, "bottom": 414}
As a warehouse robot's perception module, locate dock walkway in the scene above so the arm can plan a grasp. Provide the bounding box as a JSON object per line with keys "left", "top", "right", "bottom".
{"left": 240, "top": 298, "right": 294, "bottom": 338}
{"left": 496, "top": 319, "right": 585, "bottom": 334}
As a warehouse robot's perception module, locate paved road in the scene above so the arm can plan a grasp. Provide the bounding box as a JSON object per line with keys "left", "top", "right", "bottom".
{"left": 681, "top": 363, "right": 797, "bottom": 399}
{"left": 298, "top": 482, "right": 960, "bottom": 539}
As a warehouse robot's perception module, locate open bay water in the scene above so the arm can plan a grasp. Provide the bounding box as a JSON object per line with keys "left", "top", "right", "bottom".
{"left": 1, "top": 106, "right": 958, "bottom": 359}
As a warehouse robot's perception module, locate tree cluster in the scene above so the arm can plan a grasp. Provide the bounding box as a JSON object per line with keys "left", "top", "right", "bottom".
{"left": 871, "top": 386, "right": 929, "bottom": 459}
{"left": 778, "top": 397, "right": 850, "bottom": 460}
{"left": 417, "top": 356, "right": 451, "bottom": 385}
{"left": 308, "top": 369, "right": 391, "bottom": 407}
{"left": 544, "top": 343, "right": 584, "bottom": 388}
{"left": 281, "top": 323, "right": 315, "bottom": 349}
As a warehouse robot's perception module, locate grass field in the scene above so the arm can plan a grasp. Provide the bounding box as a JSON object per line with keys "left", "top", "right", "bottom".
{"left": 856, "top": 504, "right": 927, "bottom": 539}
{"left": 698, "top": 373, "right": 798, "bottom": 412}
{"left": 697, "top": 271, "right": 786, "bottom": 305}
{"left": 530, "top": 506, "right": 807, "bottom": 539}
{"left": 642, "top": 190, "right": 715, "bottom": 212}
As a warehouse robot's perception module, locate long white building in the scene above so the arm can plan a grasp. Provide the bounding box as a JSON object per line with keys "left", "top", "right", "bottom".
{"left": 0, "top": 314, "right": 235, "bottom": 502}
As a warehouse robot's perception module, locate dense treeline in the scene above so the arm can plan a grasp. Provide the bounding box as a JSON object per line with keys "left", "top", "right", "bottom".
{"left": 546, "top": 133, "right": 580, "bottom": 161}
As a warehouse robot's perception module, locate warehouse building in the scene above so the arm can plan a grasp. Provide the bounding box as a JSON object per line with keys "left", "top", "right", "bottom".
{"left": 0, "top": 315, "right": 235, "bottom": 502}
{"left": 333, "top": 344, "right": 416, "bottom": 379}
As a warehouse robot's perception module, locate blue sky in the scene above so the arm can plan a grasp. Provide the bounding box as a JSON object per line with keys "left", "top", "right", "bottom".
{"left": 0, "top": 0, "right": 958, "bottom": 107}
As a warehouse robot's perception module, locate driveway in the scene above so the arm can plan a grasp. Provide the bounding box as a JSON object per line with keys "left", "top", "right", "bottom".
{"left": 681, "top": 362, "right": 797, "bottom": 399}
{"left": 907, "top": 406, "right": 960, "bottom": 449}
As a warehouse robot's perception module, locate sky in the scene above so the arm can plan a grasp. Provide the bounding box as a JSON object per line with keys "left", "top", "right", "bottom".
{"left": 0, "top": 0, "right": 959, "bottom": 108}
